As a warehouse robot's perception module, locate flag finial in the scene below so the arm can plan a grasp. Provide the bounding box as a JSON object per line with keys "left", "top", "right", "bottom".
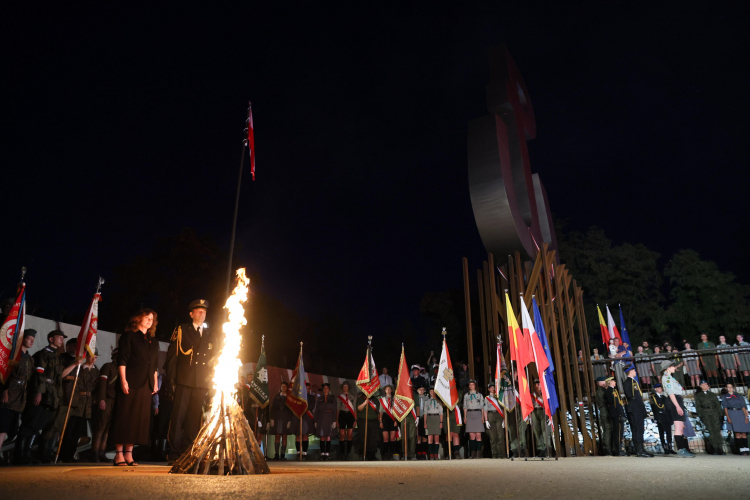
{"left": 96, "top": 276, "right": 105, "bottom": 294}
{"left": 442, "top": 327, "right": 447, "bottom": 338}
{"left": 20, "top": 267, "right": 26, "bottom": 281}
{"left": 368, "top": 335, "right": 372, "bottom": 346}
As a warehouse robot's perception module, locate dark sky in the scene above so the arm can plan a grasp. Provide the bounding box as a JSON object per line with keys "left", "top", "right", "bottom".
{"left": 3, "top": 3, "right": 749, "bottom": 337}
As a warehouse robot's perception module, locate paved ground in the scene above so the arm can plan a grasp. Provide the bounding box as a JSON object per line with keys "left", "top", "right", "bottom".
{"left": 1, "top": 456, "right": 748, "bottom": 500}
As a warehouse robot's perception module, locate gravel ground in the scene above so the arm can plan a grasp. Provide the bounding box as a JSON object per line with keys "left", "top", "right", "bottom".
{"left": 1, "top": 455, "right": 748, "bottom": 500}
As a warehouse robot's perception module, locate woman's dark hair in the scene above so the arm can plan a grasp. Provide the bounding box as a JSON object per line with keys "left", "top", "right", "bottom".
{"left": 280, "top": 381, "right": 289, "bottom": 388}
{"left": 127, "top": 308, "right": 158, "bottom": 337}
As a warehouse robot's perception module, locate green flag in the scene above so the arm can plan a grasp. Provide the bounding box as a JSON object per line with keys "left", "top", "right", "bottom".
{"left": 247, "top": 338, "right": 270, "bottom": 408}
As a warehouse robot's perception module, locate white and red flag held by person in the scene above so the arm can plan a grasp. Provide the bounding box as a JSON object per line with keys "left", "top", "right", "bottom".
{"left": 520, "top": 299, "right": 552, "bottom": 420}
{"left": 245, "top": 102, "right": 256, "bottom": 181}
{"left": 76, "top": 278, "right": 104, "bottom": 358}
{"left": 356, "top": 338, "right": 380, "bottom": 398}
{"left": 435, "top": 329, "right": 459, "bottom": 411}
{"left": 0, "top": 273, "right": 27, "bottom": 384}
{"left": 392, "top": 345, "right": 415, "bottom": 422}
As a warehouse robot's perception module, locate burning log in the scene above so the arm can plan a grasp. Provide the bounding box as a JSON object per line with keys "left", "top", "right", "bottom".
{"left": 170, "top": 269, "right": 270, "bottom": 476}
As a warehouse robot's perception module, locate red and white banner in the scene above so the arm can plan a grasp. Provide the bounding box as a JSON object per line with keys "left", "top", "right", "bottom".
{"left": 76, "top": 293, "right": 101, "bottom": 358}
{"left": 0, "top": 283, "right": 26, "bottom": 383}
{"left": 435, "top": 336, "right": 459, "bottom": 410}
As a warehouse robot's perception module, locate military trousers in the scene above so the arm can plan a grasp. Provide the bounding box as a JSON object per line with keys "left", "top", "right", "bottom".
{"left": 486, "top": 412, "right": 506, "bottom": 457}
{"left": 42, "top": 404, "right": 68, "bottom": 439}
{"left": 17, "top": 404, "right": 55, "bottom": 438}
{"left": 609, "top": 415, "right": 623, "bottom": 454}
{"left": 169, "top": 385, "right": 208, "bottom": 455}
{"left": 531, "top": 408, "right": 550, "bottom": 451}
{"left": 507, "top": 412, "right": 527, "bottom": 451}
{"left": 628, "top": 412, "right": 645, "bottom": 447}
{"left": 597, "top": 414, "right": 611, "bottom": 453}
{"left": 699, "top": 413, "right": 725, "bottom": 451}
{"left": 355, "top": 419, "right": 380, "bottom": 458}
{"left": 404, "top": 413, "right": 417, "bottom": 459}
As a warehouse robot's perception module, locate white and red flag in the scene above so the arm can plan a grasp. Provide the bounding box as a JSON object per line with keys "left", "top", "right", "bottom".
{"left": 0, "top": 282, "right": 26, "bottom": 383}
{"left": 392, "top": 345, "right": 414, "bottom": 422}
{"left": 247, "top": 102, "right": 256, "bottom": 181}
{"left": 505, "top": 294, "right": 534, "bottom": 420}
{"left": 435, "top": 331, "right": 459, "bottom": 410}
{"left": 520, "top": 299, "right": 552, "bottom": 420}
{"left": 356, "top": 344, "right": 380, "bottom": 398}
{"left": 76, "top": 291, "right": 101, "bottom": 358}
{"left": 605, "top": 305, "right": 622, "bottom": 344}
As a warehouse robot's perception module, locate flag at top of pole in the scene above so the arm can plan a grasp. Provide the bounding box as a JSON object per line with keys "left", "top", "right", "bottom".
{"left": 596, "top": 305, "right": 609, "bottom": 346}
{"left": 0, "top": 270, "right": 27, "bottom": 384}
{"left": 245, "top": 102, "right": 256, "bottom": 181}
{"left": 392, "top": 345, "right": 414, "bottom": 422}
{"left": 533, "top": 297, "right": 558, "bottom": 416}
{"left": 521, "top": 297, "right": 551, "bottom": 419}
{"left": 247, "top": 336, "right": 270, "bottom": 408}
{"left": 618, "top": 305, "right": 632, "bottom": 352}
{"left": 76, "top": 277, "right": 104, "bottom": 358}
{"left": 505, "top": 293, "right": 534, "bottom": 420}
{"left": 356, "top": 337, "right": 380, "bottom": 398}
{"left": 605, "top": 305, "right": 623, "bottom": 344}
{"left": 286, "top": 343, "right": 308, "bottom": 418}
{"left": 435, "top": 328, "right": 459, "bottom": 410}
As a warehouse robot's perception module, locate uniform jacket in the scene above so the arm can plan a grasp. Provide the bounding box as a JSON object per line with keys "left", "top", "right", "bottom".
{"left": 1, "top": 351, "right": 33, "bottom": 412}
{"left": 314, "top": 394, "right": 336, "bottom": 419}
{"left": 623, "top": 377, "right": 646, "bottom": 417}
{"left": 694, "top": 389, "right": 722, "bottom": 417}
{"left": 650, "top": 392, "right": 671, "bottom": 423}
{"left": 605, "top": 386, "right": 626, "bottom": 418}
{"left": 165, "top": 323, "right": 218, "bottom": 390}
{"left": 60, "top": 352, "right": 76, "bottom": 402}
{"left": 70, "top": 364, "right": 99, "bottom": 418}
{"left": 117, "top": 329, "right": 159, "bottom": 391}
{"left": 271, "top": 393, "right": 293, "bottom": 422}
{"left": 356, "top": 393, "right": 379, "bottom": 420}
{"left": 595, "top": 386, "right": 609, "bottom": 419}
{"left": 96, "top": 361, "right": 119, "bottom": 401}
{"left": 31, "top": 346, "right": 64, "bottom": 409}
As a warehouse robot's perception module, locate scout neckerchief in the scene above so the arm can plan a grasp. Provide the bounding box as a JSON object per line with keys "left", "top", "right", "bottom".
{"left": 338, "top": 393, "right": 356, "bottom": 418}
{"left": 485, "top": 395, "right": 505, "bottom": 418}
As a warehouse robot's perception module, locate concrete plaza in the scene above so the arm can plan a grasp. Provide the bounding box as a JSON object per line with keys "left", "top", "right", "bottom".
{"left": 1, "top": 455, "right": 748, "bottom": 500}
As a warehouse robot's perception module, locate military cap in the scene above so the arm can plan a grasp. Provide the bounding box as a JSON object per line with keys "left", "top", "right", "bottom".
{"left": 653, "top": 382, "right": 662, "bottom": 388}
{"left": 411, "top": 364, "right": 421, "bottom": 371}
{"left": 660, "top": 360, "right": 674, "bottom": 371}
{"left": 47, "top": 329, "right": 67, "bottom": 340}
{"left": 595, "top": 376, "right": 606, "bottom": 382}
{"left": 699, "top": 379, "right": 708, "bottom": 385}
{"left": 605, "top": 376, "right": 615, "bottom": 382}
{"left": 23, "top": 328, "right": 37, "bottom": 338}
{"left": 468, "top": 379, "right": 477, "bottom": 385}
{"left": 66, "top": 338, "right": 77, "bottom": 346}
{"left": 625, "top": 363, "right": 636, "bottom": 373}
{"left": 533, "top": 378, "right": 540, "bottom": 383}
{"left": 189, "top": 299, "right": 209, "bottom": 311}
{"left": 487, "top": 381, "right": 496, "bottom": 388}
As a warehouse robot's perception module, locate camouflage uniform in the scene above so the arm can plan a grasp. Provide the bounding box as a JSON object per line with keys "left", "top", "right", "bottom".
{"left": 595, "top": 385, "right": 611, "bottom": 454}
{"left": 59, "top": 363, "right": 99, "bottom": 462}
{"left": 694, "top": 388, "right": 725, "bottom": 454}
{"left": 0, "top": 350, "right": 33, "bottom": 436}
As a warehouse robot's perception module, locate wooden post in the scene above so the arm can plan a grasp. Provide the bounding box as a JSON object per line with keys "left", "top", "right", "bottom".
{"left": 481, "top": 261, "right": 492, "bottom": 387}
{"left": 462, "top": 257, "right": 475, "bottom": 383}
{"left": 573, "top": 283, "right": 597, "bottom": 456}
{"left": 476, "top": 269, "right": 487, "bottom": 384}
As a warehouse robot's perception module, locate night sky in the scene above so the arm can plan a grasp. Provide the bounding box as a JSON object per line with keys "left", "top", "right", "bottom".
{"left": 4, "top": 4, "right": 749, "bottom": 341}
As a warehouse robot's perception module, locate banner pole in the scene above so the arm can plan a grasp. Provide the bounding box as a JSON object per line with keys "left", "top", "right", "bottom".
{"left": 55, "top": 363, "right": 81, "bottom": 464}
{"left": 403, "top": 420, "right": 407, "bottom": 460}
{"left": 363, "top": 400, "right": 368, "bottom": 461}
{"left": 299, "top": 415, "right": 302, "bottom": 462}
{"left": 447, "top": 407, "right": 452, "bottom": 460}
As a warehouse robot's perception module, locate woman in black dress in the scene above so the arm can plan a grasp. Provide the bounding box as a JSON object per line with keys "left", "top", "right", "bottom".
{"left": 110, "top": 309, "right": 159, "bottom": 466}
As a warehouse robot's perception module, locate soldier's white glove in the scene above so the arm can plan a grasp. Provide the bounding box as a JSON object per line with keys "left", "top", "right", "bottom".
{"left": 415, "top": 417, "right": 419, "bottom": 426}
{"left": 332, "top": 422, "right": 337, "bottom": 429}
{"left": 485, "top": 420, "right": 491, "bottom": 430}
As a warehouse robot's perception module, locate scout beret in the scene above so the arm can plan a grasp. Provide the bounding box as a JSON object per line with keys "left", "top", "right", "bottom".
{"left": 189, "top": 299, "right": 209, "bottom": 311}
{"left": 660, "top": 360, "right": 674, "bottom": 371}
{"left": 595, "top": 376, "right": 606, "bottom": 382}
{"left": 47, "top": 329, "right": 67, "bottom": 340}
{"left": 23, "top": 329, "right": 37, "bottom": 338}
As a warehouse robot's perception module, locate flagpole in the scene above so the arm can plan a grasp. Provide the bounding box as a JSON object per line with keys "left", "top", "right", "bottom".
{"left": 362, "top": 336, "right": 372, "bottom": 461}
{"left": 499, "top": 335, "right": 510, "bottom": 459}
{"left": 299, "top": 343, "right": 303, "bottom": 462}
{"left": 401, "top": 343, "right": 408, "bottom": 461}
{"left": 225, "top": 101, "right": 252, "bottom": 301}
{"left": 442, "top": 330, "right": 452, "bottom": 461}
{"left": 506, "top": 290, "right": 522, "bottom": 461}
{"left": 533, "top": 293, "right": 551, "bottom": 461}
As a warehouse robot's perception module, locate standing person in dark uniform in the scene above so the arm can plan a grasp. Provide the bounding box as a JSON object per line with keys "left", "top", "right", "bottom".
{"left": 415, "top": 385, "right": 429, "bottom": 459}
{"left": 336, "top": 381, "right": 356, "bottom": 460}
{"left": 15, "top": 330, "right": 69, "bottom": 464}
{"left": 650, "top": 383, "right": 675, "bottom": 454}
{"left": 40, "top": 337, "right": 78, "bottom": 462}
{"left": 110, "top": 309, "right": 160, "bottom": 466}
{"left": 594, "top": 376, "right": 611, "bottom": 456}
{"left": 270, "top": 382, "right": 292, "bottom": 460}
{"left": 410, "top": 365, "right": 428, "bottom": 393}
{"left": 165, "top": 299, "right": 218, "bottom": 461}
{"left": 356, "top": 389, "right": 380, "bottom": 461}
{"left": 623, "top": 365, "right": 652, "bottom": 457}
{"left": 0, "top": 330, "right": 35, "bottom": 454}
{"left": 605, "top": 376, "right": 627, "bottom": 456}
{"left": 91, "top": 348, "right": 118, "bottom": 462}
{"left": 296, "top": 382, "right": 316, "bottom": 460}
{"left": 59, "top": 349, "right": 99, "bottom": 462}
{"left": 694, "top": 379, "right": 726, "bottom": 455}
{"left": 313, "top": 383, "right": 336, "bottom": 460}
{"left": 721, "top": 383, "right": 749, "bottom": 455}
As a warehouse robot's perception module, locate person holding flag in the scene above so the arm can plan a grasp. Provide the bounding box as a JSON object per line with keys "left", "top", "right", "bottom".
{"left": 378, "top": 384, "right": 399, "bottom": 460}
{"left": 355, "top": 337, "right": 381, "bottom": 460}
{"left": 521, "top": 296, "right": 552, "bottom": 458}
{"left": 247, "top": 336, "right": 270, "bottom": 450}
{"left": 58, "top": 349, "right": 99, "bottom": 462}
{"left": 483, "top": 381, "right": 506, "bottom": 459}
{"left": 434, "top": 328, "right": 462, "bottom": 460}
{"left": 392, "top": 345, "right": 417, "bottom": 461}
{"left": 0, "top": 273, "right": 27, "bottom": 385}
{"left": 270, "top": 381, "right": 293, "bottom": 460}
{"left": 0, "top": 329, "right": 36, "bottom": 459}
{"left": 285, "top": 343, "right": 309, "bottom": 460}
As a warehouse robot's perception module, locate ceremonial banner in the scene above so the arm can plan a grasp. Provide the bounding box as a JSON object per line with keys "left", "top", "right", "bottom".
{"left": 356, "top": 345, "right": 380, "bottom": 398}
{"left": 435, "top": 336, "right": 459, "bottom": 410}
{"left": 618, "top": 304, "right": 638, "bottom": 382}
{"left": 247, "top": 102, "right": 256, "bottom": 181}
{"left": 0, "top": 283, "right": 26, "bottom": 384}
{"left": 286, "top": 346, "right": 308, "bottom": 418}
{"left": 533, "top": 298, "right": 558, "bottom": 416}
{"left": 75, "top": 292, "right": 101, "bottom": 358}
{"left": 393, "top": 345, "right": 414, "bottom": 422}
{"left": 605, "top": 305, "right": 623, "bottom": 343}
{"left": 247, "top": 339, "right": 270, "bottom": 408}
{"left": 521, "top": 300, "right": 551, "bottom": 419}
{"left": 596, "top": 306, "right": 609, "bottom": 346}
{"left": 505, "top": 294, "right": 534, "bottom": 419}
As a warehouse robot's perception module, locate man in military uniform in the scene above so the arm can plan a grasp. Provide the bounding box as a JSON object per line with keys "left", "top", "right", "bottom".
{"left": 410, "top": 365, "right": 428, "bottom": 392}
{"left": 594, "top": 376, "right": 611, "bottom": 455}
{"left": 623, "top": 365, "right": 652, "bottom": 457}
{"left": 91, "top": 347, "right": 118, "bottom": 462}
{"left": 605, "top": 376, "right": 627, "bottom": 456}
{"left": 59, "top": 349, "right": 99, "bottom": 462}
{"left": 694, "top": 379, "right": 726, "bottom": 455}
{"left": 355, "top": 390, "right": 380, "bottom": 461}
{"left": 15, "top": 330, "right": 73, "bottom": 463}
{"left": 0, "top": 330, "right": 36, "bottom": 453}
{"left": 530, "top": 379, "right": 551, "bottom": 457}
{"left": 483, "top": 382, "right": 506, "bottom": 458}
{"left": 166, "top": 299, "right": 218, "bottom": 460}
{"left": 38, "top": 338, "right": 78, "bottom": 462}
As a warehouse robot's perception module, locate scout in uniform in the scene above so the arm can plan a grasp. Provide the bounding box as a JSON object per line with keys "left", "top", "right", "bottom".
{"left": 313, "top": 383, "right": 336, "bottom": 460}
{"left": 483, "top": 382, "right": 506, "bottom": 459}
{"left": 697, "top": 333, "right": 719, "bottom": 385}
{"left": 336, "top": 381, "right": 356, "bottom": 460}
{"left": 165, "top": 299, "right": 218, "bottom": 460}
{"left": 423, "top": 387, "right": 443, "bottom": 460}
{"left": 661, "top": 360, "right": 695, "bottom": 457}
{"left": 270, "top": 381, "right": 293, "bottom": 460}
{"left": 91, "top": 347, "right": 118, "bottom": 462}
{"left": 40, "top": 338, "right": 78, "bottom": 462}
{"left": 59, "top": 349, "right": 100, "bottom": 462}
{"left": 355, "top": 389, "right": 380, "bottom": 461}
{"left": 378, "top": 384, "right": 399, "bottom": 460}
{"left": 605, "top": 376, "right": 627, "bottom": 456}
{"left": 623, "top": 365, "right": 652, "bottom": 457}
{"left": 415, "top": 385, "right": 429, "bottom": 459}
{"left": 0, "top": 330, "right": 35, "bottom": 456}
{"left": 296, "top": 382, "right": 316, "bottom": 460}
{"left": 649, "top": 383, "right": 674, "bottom": 454}
{"left": 721, "top": 383, "right": 749, "bottom": 455}
{"left": 401, "top": 383, "right": 418, "bottom": 461}
{"left": 463, "top": 380, "right": 484, "bottom": 459}
{"left": 443, "top": 384, "right": 464, "bottom": 459}
{"left": 530, "top": 379, "right": 551, "bottom": 457}
{"left": 694, "top": 379, "right": 726, "bottom": 455}
{"left": 594, "top": 376, "right": 611, "bottom": 455}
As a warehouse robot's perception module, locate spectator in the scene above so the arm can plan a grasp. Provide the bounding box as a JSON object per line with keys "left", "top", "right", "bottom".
{"left": 682, "top": 342, "right": 701, "bottom": 388}
{"left": 634, "top": 346, "right": 653, "bottom": 388}
{"left": 697, "top": 333, "right": 719, "bottom": 386}
{"left": 591, "top": 348, "right": 607, "bottom": 379}
{"left": 717, "top": 335, "right": 737, "bottom": 385}
{"left": 642, "top": 341, "right": 653, "bottom": 355}
{"left": 378, "top": 367, "right": 393, "bottom": 389}
{"left": 734, "top": 334, "right": 750, "bottom": 382}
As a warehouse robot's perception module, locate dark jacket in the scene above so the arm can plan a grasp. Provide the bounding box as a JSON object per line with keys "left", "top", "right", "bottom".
{"left": 605, "top": 386, "right": 626, "bottom": 418}
{"left": 1, "top": 351, "right": 33, "bottom": 413}
{"left": 117, "top": 329, "right": 159, "bottom": 391}
{"left": 96, "top": 361, "right": 119, "bottom": 401}
{"left": 650, "top": 392, "right": 672, "bottom": 423}
{"left": 623, "top": 377, "right": 646, "bottom": 417}
{"left": 31, "top": 346, "right": 64, "bottom": 409}
{"left": 165, "top": 323, "right": 218, "bottom": 390}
